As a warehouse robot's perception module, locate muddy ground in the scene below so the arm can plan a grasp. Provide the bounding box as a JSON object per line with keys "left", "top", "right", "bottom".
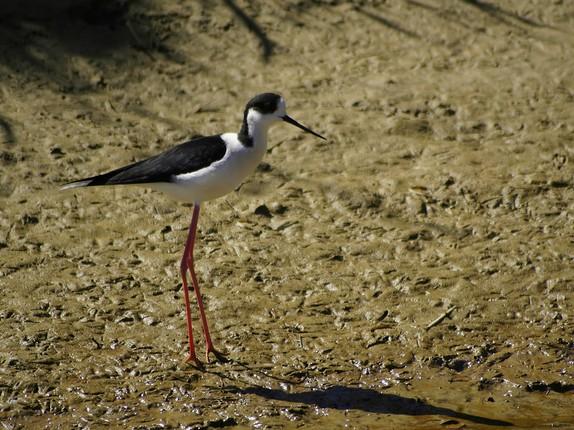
{"left": 1, "top": 0, "right": 573, "bottom": 428}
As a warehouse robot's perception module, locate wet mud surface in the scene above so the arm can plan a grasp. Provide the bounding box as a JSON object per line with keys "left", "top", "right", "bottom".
{"left": 1, "top": 1, "right": 573, "bottom": 428}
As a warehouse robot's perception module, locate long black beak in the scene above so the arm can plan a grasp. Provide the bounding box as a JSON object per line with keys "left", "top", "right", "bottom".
{"left": 282, "top": 115, "right": 326, "bottom": 140}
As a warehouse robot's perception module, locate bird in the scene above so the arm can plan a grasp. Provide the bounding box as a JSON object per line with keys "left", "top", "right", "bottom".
{"left": 61, "top": 93, "right": 325, "bottom": 366}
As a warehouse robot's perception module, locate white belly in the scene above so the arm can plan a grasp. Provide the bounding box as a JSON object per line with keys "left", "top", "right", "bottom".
{"left": 149, "top": 133, "right": 266, "bottom": 204}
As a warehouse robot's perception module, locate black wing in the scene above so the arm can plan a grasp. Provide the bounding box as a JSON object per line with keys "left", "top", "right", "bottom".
{"left": 64, "top": 135, "right": 227, "bottom": 187}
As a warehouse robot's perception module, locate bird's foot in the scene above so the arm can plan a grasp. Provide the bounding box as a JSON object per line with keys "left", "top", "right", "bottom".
{"left": 186, "top": 353, "right": 204, "bottom": 369}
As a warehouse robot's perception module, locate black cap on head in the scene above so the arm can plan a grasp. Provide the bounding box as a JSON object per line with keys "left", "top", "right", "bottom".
{"left": 247, "top": 93, "right": 282, "bottom": 114}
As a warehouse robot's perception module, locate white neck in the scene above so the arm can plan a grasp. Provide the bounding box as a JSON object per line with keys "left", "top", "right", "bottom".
{"left": 243, "top": 109, "right": 276, "bottom": 151}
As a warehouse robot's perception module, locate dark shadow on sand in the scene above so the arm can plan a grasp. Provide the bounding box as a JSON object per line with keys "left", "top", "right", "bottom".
{"left": 236, "top": 385, "right": 513, "bottom": 427}
{"left": 222, "top": 0, "right": 275, "bottom": 61}
{"left": 459, "top": 0, "right": 548, "bottom": 28}
{"left": 212, "top": 358, "right": 511, "bottom": 426}
{"left": 356, "top": 6, "right": 420, "bottom": 39}
{"left": 0, "top": 0, "right": 181, "bottom": 88}
{"left": 0, "top": 0, "right": 190, "bottom": 141}
{"left": 0, "top": 115, "right": 15, "bottom": 145}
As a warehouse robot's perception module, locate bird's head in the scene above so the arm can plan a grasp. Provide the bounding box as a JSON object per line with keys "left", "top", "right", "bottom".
{"left": 244, "top": 93, "right": 325, "bottom": 139}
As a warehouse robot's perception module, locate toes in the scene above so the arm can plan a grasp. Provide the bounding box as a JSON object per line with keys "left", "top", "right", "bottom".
{"left": 187, "top": 354, "right": 204, "bottom": 369}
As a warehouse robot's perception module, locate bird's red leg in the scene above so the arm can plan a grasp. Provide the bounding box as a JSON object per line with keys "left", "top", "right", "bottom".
{"left": 180, "top": 207, "right": 201, "bottom": 366}
{"left": 186, "top": 204, "right": 221, "bottom": 362}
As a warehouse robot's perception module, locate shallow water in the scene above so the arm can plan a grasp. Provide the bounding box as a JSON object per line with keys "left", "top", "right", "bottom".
{"left": 1, "top": 1, "right": 573, "bottom": 428}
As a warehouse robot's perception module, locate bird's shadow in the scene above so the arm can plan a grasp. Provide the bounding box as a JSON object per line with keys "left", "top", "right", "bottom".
{"left": 206, "top": 358, "right": 512, "bottom": 427}
{"left": 230, "top": 385, "right": 513, "bottom": 427}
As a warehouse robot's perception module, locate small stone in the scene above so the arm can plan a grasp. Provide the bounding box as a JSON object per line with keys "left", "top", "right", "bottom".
{"left": 270, "top": 203, "right": 288, "bottom": 214}
{"left": 142, "top": 316, "right": 157, "bottom": 326}
{"left": 254, "top": 204, "right": 272, "bottom": 218}
{"left": 257, "top": 162, "right": 272, "bottom": 172}
{"left": 21, "top": 214, "right": 39, "bottom": 225}
{"left": 50, "top": 147, "right": 65, "bottom": 159}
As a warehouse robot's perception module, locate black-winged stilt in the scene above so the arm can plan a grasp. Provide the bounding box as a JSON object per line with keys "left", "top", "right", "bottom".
{"left": 62, "top": 93, "right": 325, "bottom": 366}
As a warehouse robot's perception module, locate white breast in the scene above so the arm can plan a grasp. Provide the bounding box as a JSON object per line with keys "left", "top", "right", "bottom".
{"left": 149, "top": 133, "right": 267, "bottom": 203}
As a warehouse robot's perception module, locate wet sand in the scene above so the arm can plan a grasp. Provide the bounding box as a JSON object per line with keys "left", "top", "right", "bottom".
{"left": 1, "top": 1, "right": 573, "bottom": 428}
